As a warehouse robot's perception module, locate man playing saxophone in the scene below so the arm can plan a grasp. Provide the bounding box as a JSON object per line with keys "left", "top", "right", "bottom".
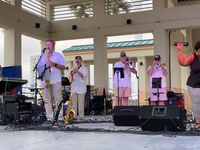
{"left": 39, "top": 40, "right": 65, "bottom": 125}
{"left": 69, "top": 56, "right": 88, "bottom": 120}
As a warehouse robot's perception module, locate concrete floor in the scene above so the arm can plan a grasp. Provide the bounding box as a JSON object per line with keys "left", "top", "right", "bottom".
{"left": 0, "top": 122, "right": 200, "bottom": 150}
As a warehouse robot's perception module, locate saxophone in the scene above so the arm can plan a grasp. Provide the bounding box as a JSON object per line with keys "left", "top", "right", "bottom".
{"left": 64, "top": 96, "right": 75, "bottom": 125}
{"left": 45, "top": 52, "right": 52, "bottom": 88}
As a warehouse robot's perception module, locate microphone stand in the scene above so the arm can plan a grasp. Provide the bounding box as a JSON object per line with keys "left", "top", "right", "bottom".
{"left": 116, "top": 70, "right": 120, "bottom": 106}
{"left": 103, "top": 88, "right": 106, "bottom": 121}
{"left": 136, "top": 75, "right": 139, "bottom": 106}
{"left": 32, "top": 51, "right": 45, "bottom": 121}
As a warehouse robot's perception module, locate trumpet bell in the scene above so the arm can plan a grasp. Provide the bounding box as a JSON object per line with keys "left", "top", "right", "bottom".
{"left": 129, "top": 61, "right": 135, "bottom": 68}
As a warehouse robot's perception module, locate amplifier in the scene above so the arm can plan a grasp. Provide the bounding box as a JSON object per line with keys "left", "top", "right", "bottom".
{"left": 0, "top": 95, "right": 18, "bottom": 125}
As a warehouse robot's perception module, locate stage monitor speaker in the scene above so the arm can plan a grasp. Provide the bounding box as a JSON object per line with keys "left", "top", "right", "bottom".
{"left": 113, "top": 106, "right": 140, "bottom": 126}
{"left": 140, "top": 105, "right": 186, "bottom": 131}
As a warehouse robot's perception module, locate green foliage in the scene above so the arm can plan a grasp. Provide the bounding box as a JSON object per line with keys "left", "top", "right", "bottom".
{"left": 70, "top": 0, "right": 130, "bottom": 19}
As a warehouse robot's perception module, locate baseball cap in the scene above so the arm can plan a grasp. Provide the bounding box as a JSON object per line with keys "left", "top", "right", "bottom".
{"left": 120, "top": 51, "right": 127, "bottom": 57}
{"left": 154, "top": 55, "right": 161, "bottom": 61}
{"left": 75, "top": 56, "right": 82, "bottom": 60}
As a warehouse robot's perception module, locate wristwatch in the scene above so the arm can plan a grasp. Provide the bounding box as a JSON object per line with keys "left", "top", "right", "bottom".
{"left": 54, "top": 63, "right": 57, "bottom": 67}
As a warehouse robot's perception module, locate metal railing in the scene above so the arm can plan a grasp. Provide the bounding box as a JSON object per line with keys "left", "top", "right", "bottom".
{"left": 52, "top": 1, "right": 93, "bottom": 21}
{"left": 105, "top": 0, "right": 152, "bottom": 15}
{"left": 22, "top": 0, "right": 46, "bottom": 18}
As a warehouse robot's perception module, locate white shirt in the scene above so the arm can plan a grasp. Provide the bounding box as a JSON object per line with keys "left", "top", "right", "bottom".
{"left": 113, "top": 61, "right": 131, "bottom": 88}
{"left": 39, "top": 52, "right": 65, "bottom": 85}
{"left": 70, "top": 65, "right": 88, "bottom": 94}
{"left": 148, "top": 65, "right": 167, "bottom": 88}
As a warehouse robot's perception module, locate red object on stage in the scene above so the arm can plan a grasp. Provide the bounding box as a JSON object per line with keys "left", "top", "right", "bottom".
{"left": 176, "top": 99, "right": 184, "bottom": 108}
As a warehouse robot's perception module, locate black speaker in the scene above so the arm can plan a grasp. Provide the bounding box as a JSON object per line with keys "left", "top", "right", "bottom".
{"left": 90, "top": 95, "right": 105, "bottom": 115}
{"left": 84, "top": 85, "right": 92, "bottom": 114}
{"left": 0, "top": 95, "right": 18, "bottom": 125}
{"left": 140, "top": 105, "right": 186, "bottom": 131}
{"left": 113, "top": 106, "right": 140, "bottom": 126}
{"left": 72, "top": 25, "right": 77, "bottom": 30}
{"left": 126, "top": 19, "right": 132, "bottom": 24}
{"left": 35, "top": 23, "right": 40, "bottom": 28}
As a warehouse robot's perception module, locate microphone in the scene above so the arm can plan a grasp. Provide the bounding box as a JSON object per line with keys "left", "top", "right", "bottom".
{"left": 174, "top": 42, "right": 189, "bottom": 46}
{"left": 42, "top": 48, "right": 46, "bottom": 53}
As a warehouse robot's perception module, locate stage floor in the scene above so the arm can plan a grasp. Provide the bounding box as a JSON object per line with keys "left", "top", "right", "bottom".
{"left": 0, "top": 115, "right": 200, "bottom": 150}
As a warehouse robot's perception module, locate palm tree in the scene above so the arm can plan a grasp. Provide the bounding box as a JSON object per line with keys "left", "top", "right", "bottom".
{"left": 69, "top": 3, "right": 93, "bottom": 19}
{"left": 70, "top": 0, "right": 130, "bottom": 19}
{"left": 105, "top": 0, "right": 130, "bottom": 15}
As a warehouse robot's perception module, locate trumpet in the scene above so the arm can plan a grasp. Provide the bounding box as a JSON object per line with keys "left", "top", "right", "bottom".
{"left": 155, "top": 61, "right": 161, "bottom": 68}
{"left": 126, "top": 58, "right": 135, "bottom": 68}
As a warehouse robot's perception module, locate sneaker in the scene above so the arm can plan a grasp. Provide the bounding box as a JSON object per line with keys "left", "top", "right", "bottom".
{"left": 78, "top": 116, "right": 85, "bottom": 121}
{"left": 42, "top": 120, "right": 53, "bottom": 127}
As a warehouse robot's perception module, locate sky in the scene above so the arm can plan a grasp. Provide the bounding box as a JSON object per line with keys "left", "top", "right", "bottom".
{"left": 0, "top": 28, "right": 153, "bottom": 84}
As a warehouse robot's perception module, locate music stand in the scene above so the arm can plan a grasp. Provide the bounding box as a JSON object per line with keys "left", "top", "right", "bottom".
{"left": 114, "top": 67, "right": 124, "bottom": 106}
{"left": 152, "top": 77, "right": 163, "bottom": 105}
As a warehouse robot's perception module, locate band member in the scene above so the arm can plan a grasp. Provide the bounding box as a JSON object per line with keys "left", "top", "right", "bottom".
{"left": 147, "top": 55, "right": 167, "bottom": 106}
{"left": 40, "top": 40, "right": 65, "bottom": 125}
{"left": 113, "top": 51, "right": 137, "bottom": 106}
{"left": 177, "top": 41, "right": 200, "bottom": 128}
{"left": 69, "top": 56, "right": 88, "bottom": 120}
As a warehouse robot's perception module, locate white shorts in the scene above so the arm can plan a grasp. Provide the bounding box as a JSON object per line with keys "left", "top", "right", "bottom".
{"left": 115, "top": 87, "right": 131, "bottom": 98}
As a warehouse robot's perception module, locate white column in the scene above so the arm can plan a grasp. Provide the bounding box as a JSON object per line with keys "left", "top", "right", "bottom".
{"left": 137, "top": 57, "right": 148, "bottom": 105}
{"left": 4, "top": 28, "right": 21, "bottom": 66}
{"left": 170, "top": 30, "right": 183, "bottom": 92}
{"left": 46, "top": 2, "right": 52, "bottom": 21}
{"left": 93, "top": 0, "right": 105, "bottom": 18}
{"left": 153, "top": 29, "right": 170, "bottom": 87}
{"left": 181, "top": 30, "right": 193, "bottom": 112}
{"left": 93, "top": 35, "right": 108, "bottom": 88}
{"left": 153, "top": 0, "right": 166, "bottom": 10}
{"left": 14, "top": 0, "right": 21, "bottom": 9}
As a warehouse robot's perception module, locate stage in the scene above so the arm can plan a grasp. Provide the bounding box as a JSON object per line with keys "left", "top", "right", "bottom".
{"left": 1, "top": 115, "right": 200, "bottom": 150}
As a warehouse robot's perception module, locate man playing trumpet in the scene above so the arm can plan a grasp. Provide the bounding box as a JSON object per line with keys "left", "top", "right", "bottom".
{"left": 113, "top": 51, "right": 137, "bottom": 106}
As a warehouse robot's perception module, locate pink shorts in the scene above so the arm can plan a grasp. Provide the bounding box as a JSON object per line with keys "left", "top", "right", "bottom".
{"left": 150, "top": 87, "right": 167, "bottom": 101}
{"left": 115, "top": 87, "right": 131, "bottom": 98}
